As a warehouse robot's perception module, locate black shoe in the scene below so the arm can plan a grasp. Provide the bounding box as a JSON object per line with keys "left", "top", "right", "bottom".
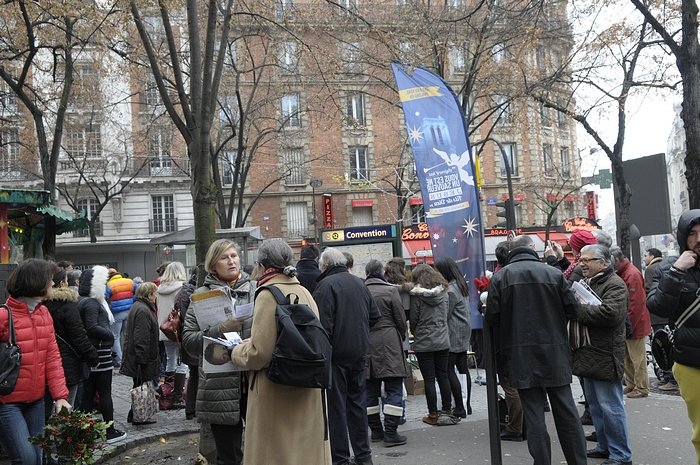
{"left": 452, "top": 409, "right": 467, "bottom": 418}
{"left": 185, "top": 412, "right": 196, "bottom": 420}
{"left": 132, "top": 419, "right": 157, "bottom": 425}
{"left": 600, "top": 460, "right": 632, "bottom": 465}
{"left": 586, "top": 449, "right": 609, "bottom": 459}
{"left": 580, "top": 412, "right": 593, "bottom": 425}
{"left": 586, "top": 431, "right": 597, "bottom": 442}
{"left": 353, "top": 455, "right": 374, "bottom": 465}
{"left": 467, "top": 405, "right": 472, "bottom": 415}
{"left": 105, "top": 428, "right": 127, "bottom": 444}
{"left": 500, "top": 431, "right": 524, "bottom": 442}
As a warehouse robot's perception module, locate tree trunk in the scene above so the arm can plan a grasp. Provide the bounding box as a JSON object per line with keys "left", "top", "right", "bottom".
{"left": 190, "top": 142, "right": 217, "bottom": 268}
{"left": 612, "top": 160, "right": 632, "bottom": 256}
{"left": 679, "top": 0, "right": 700, "bottom": 208}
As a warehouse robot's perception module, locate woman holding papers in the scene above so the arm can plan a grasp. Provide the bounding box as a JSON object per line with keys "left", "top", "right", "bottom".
{"left": 231, "top": 239, "right": 331, "bottom": 465}
{"left": 121, "top": 282, "right": 160, "bottom": 425}
{"left": 182, "top": 239, "right": 255, "bottom": 465}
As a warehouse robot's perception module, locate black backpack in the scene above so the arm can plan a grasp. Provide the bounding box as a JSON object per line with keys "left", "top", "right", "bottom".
{"left": 256, "top": 285, "right": 332, "bottom": 389}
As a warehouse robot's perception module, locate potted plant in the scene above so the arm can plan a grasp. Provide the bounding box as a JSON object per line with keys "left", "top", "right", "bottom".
{"left": 31, "top": 408, "right": 111, "bottom": 465}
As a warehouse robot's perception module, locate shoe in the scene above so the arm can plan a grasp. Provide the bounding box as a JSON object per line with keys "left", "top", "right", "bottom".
{"left": 626, "top": 389, "right": 648, "bottom": 399}
{"left": 436, "top": 411, "right": 460, "bottom": 426}
{"left": 500, "top": 431, "right": 524, "bottom": 442}
{"left": 132, "top": 419, "right": 156, "bottom": 425}
{"left": 600, "top": 460, "right": 632, "bottom": 465}
{"left": 353, "top": 455, "right": 374, "bottom": 465}
{"left": 586, "top": 449, "right": 609, "bottom": 459}
{"left": 105, "top": 428, "right": 127, "bottom": 444}
{"left": 586, "top": 431, "right": 597, "bottom": 442}
{"left": 452, "top": 408, "right": 467, "bottom": 418}
{"left": 580, "top": 412, "right": 593, "bottom": 425}
{"left": 623, "top": 386, "right": 634, "bottom": 394}
{"left": 398, "top": 417, "right": 406, "bottom": 425}
{"left": 467, "top": 405, "right": 472, "bottom": 415}
{"left": 422, "top": 412, "right": 439, "bottom": 426}
{"left": 185, "top": 412, "right": 195, "bottom": 420}
{"left": 658, "top": 381, "right": 679, "bottom": 391}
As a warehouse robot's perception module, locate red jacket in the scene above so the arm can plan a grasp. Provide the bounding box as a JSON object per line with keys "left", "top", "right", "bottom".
{"left": 616, "top": 259, "right": 652, "bottom": 339}
{"left": 0, "top": 297, "right": 68, "bottom": 403}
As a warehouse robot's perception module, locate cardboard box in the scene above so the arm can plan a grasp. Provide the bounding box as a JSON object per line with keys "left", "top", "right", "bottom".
{"left": 405, "top": 366, "right": 424, "bottom": 395}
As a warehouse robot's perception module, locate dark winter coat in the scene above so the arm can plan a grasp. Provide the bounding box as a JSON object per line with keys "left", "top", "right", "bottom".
{"left": 573, "top": 268, "right": 628, "bottom": 382}
{"left": 644, "top": 256, "right": 667, "bottom": 326}
{"left": 314, "top": 265, "right": 380, "bottom": 362}
{"left": 175, "top": 282, "right": 198, "bottom": 366}
{"left": 409, "top": 285, "right": 450, "bottom": 353}
{"left": 121, "top": 298, "right": 160, "bottom": 382}
{"left": 44, "top": 287, "right": 99, "bottom": 386}
{"left": 485, "top": 247, "right": 578, "bottom": 389}
{"left": 182, "top": 272, "right": 254, "bottom": 426}
{"left": 365, "top": 277, "right": 408, "bottom": 379}
{"left": 78, "top": 267, "right": 114, "bottom": 351}
{"left": 446, "top": 280, "right": 471, "bottom": 353}
{"left": 296, "top": 258, "right": 321, "bottom": 293}
{"left": 647, "top": 209, "right": 700, "bottom": 369}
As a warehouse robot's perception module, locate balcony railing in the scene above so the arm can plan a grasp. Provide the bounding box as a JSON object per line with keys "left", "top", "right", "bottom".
{"left": 149, "top": 218, "right": 178, "bottom": 234}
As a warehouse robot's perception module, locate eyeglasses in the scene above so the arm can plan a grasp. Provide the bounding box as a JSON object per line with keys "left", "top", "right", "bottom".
{"left": 579, "top": 257, "right": 603, "bottom": 264}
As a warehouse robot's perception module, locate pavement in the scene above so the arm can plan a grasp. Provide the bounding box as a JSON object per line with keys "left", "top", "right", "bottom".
{"left": 1, "top": 366, "right": 696, "bottom": 465}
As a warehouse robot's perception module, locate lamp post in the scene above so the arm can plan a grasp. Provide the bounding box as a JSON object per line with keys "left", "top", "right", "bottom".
{"left": 477, "top": 137, "right": 516, "bottom": 229}
{"left": 310, "top": 178, "right": 322, "bottom": 240}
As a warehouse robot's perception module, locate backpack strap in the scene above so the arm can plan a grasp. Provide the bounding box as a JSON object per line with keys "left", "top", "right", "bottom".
{"left": 0, "top": 304, "right": 15, "bottom": 346}
{"left": 255, "top": 285, "right": 289, "bottom": 306}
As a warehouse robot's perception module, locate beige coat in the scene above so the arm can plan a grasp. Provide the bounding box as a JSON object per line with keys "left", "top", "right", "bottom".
{"left": 232, "top": 274, "right": 331, "bottom": 465}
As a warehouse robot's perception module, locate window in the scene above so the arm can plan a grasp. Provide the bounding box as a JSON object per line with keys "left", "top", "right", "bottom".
{"left": 514, "top": 203, "right": 523, "bottom": 227}
{"left": 149, "top": 128, "right": 172, "bottom": 175}
{"left": 73, "top": 198, "right": 101, "bottom": 238}
{"left": 222, "top": 151, "right": 240, "bottom": 186}
{"left": 0, "top": 82, "right": 18, "bottom": 114}
{"left": 349, "top": 145, "right": 369, "bottom": 181}
{"left": 560, "top": 147, "right": 571, "bottom": 178}
{"left": 535, "top": 46, "right": 547, "bottom": 69}
{"left": 277, "top": 0, "right": 293, "bottom": 18}
{"left": 219, "top": 95, "right": 239, "bottom": 128}
{"left": 151, "top": 195, "right": 176, "bottom": 233}
{"left": 286, "top": 202, "right": 308, "bottom": 238}
{"left": 563, "top": 201, "right": 575, "bottom": 219}
{"left": 351, "top": 206, "right": 372, "bottom": 226}
{"left": 65, "top": 123, "right": 102, "bottom": 160}
{"left": 411, "top": 204, "right": 425, "bottom": 224}
{"left": 543, "top": 144, "right": 552, "bottom": 172}
{"left": 494, "top": 94, "right": 512, "bottom": 125}
{"left": 0, "top": 128, "right": 20, "bottom": 179}
{"left": 451, "top": 46, "right": 466, "bottom": 73}
{"left": 340, "top": 0, "right": 359, "bottom": 13}
{"left": 341, "top": 42, "right": 361, "bottom": 73}
{"left": 498, "top": 142, "right": 518, "bottom": 177}
{"left": 346, "top": 92, "right": 366, "bottom": 126}
{"left": 283, "top": 148, "right": 306, "bottom": 185}
{"left": 540, "top": 102, "right": 551, "bottom": 127}
{"left": 557, "top": 102, "right": 568, "bottom": 129}
{"left": 446, "top": 0, "right": 464, "bottom": 7}
{"left": 281, "top": 94, "right": 301, "bottom": 128}
{"left": 492, "top": 42, "right": 506, "bottom": 63}
{"left": 278, "top": 41, "right": 298, "bottom": 74}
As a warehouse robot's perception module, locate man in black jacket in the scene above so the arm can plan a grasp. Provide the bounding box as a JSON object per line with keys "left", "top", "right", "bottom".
{"left": 296, "top": 244, "right": 321, "bottom": 293}
{"left": 485, "top": 235, "right": 586, "bottom": 465}
{"left": 313, "top": 248, "right": 381, "bottom": 465}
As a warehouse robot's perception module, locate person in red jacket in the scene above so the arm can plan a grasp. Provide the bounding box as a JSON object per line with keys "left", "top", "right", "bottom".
{"left": 611, "top": 247, "right": 652, "bottom": 398}
{"left": 0, "top": 259, "right": 71, "bottom": 465}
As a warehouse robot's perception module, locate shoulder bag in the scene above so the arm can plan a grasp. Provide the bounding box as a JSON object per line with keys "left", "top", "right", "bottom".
{"left": 0, "top": 304, "right": 22, "bottom": 395}
{"left": 160, "top": 307, "right": 181, "bottom": 343}
{"left": 651, "top": 292, "right": 700, "bottom": 371}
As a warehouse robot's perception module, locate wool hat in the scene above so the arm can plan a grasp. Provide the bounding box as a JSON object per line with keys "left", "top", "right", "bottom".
{"left": 568, "top": 230, "right": 597, "bottom": 253}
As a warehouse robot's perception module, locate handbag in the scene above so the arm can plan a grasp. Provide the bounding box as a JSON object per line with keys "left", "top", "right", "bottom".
{"left": 159, "top": 307, "right": 181, "bottom": 342}
{"left": 651, "top": 292, "right": 700, "bottom": 371}
{"left": 130, "top": 380, "right": 158, "bottom": 423}
{"left": 0, "top": 304, "right": 21, "bottom": 396}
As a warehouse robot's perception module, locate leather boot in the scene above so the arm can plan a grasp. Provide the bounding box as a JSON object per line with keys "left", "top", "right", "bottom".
{"left": 383, "top": 414, "right": 407, "bottom": 447}
{"left": 164, "top": 371, "right": 175, "bottom": 385}
{"left": 367, "top": 412, "right": 384, "bottom": 442}
{"left": 422, "top": 411, "right": 439, "bottom": 426}
{"left": 173, "top": 373, "right": 186, "bottom": 409}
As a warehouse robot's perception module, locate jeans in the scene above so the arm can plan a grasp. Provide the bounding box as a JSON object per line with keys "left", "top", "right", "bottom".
{"left": 415, "top": 349, "right": 451, "bottom": 413}
{"left": 111, "top": 310, "right": 130, "bottom": 365}
{"left": 328, "top": 360, "right": 371, "bottom": 465}
{"left": 583, "top": 377, "right": 632, "bottom": 462}
{"left": 0, "top": 399, "right": 45, "bottom": 465}
{"left": 367, "top": 377, "right": 403, "bottom": 416}
{"left": 164, "top": 340, "right": 189, "bottom": 374}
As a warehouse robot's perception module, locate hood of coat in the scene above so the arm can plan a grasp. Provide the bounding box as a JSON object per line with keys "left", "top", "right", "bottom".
{"left": 46, "top": 286, "right": 79, "bottom": 303}
{"left": 157, "top": 280, "right": 184, "bottom": 296}
{"left": 410, "top": 284, "right": 446, "bottom": 305}
{"left": 203, "top": 271, "right": 254, "bottom": 297}
{"left": 677, "top": 209, "right": 700, "bottom": 253}
{"left": 78, "top": 265, "right": 109, "bottom": 301}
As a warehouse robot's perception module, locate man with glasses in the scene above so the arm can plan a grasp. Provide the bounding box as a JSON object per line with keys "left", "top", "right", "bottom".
{"left": 574, "top": 244, "right": 632, "bottom": 465}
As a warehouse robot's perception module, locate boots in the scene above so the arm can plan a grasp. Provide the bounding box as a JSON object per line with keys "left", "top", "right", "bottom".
{"left": 367, "top": 412, "right": 384, "bottom": 442}
{"left": 383, "top": 414, "right": 407, "bottom": 447}
{"left": 422, "top": 412, "right": 439, "bottom": 426}
{"left": 173, "top": 373, "right": 187, "bottom": 409}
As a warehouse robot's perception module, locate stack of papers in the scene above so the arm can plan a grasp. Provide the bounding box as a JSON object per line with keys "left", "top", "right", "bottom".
{"left": 204, "top": 331, "right": 242, "bottom": 348}
{"left": 572, "top": 281, "right": 602, "bottom": 305}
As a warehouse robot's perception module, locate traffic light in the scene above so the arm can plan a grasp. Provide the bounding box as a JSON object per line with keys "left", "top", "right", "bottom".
{"left": 495, "top": 200, "right": 511, "bottom": 229}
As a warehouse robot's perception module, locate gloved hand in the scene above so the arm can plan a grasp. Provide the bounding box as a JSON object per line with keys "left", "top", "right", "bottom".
{"left": 212, "top": 317, "right": 244, "bottom": 336}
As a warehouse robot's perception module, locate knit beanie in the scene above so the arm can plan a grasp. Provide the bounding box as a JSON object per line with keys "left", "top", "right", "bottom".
{"left": 568, "top": 230, "right": 597, "bottom": 253}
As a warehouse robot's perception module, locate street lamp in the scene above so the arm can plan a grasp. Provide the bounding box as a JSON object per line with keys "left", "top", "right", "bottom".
{"left": 310, "top": 178, "right": 322, "bottom": 240}
{"left": 476, "top": 137, "right": 516, "bottom": 229}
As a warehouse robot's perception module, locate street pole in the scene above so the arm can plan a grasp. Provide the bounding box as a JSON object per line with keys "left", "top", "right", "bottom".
{"left": 490, "top": 139, "right": 516, "bottom": 230}
{"left": 310, "top": 178, "right": 322, "bottom": 241}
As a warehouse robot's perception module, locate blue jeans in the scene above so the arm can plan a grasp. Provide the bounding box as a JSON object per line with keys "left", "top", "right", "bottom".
{"left": 0, "top": 399, "right": 45, "bottom": 465}
{"left": 111, "top": 309, "right": 130, "bottom": 365}
{"left": 583, "top": 377, "right": 632, "bottom": 462}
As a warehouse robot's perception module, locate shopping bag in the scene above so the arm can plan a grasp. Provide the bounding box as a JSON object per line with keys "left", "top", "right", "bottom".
{"left": 130, "top": 382, "right": 158, "bottom": 424}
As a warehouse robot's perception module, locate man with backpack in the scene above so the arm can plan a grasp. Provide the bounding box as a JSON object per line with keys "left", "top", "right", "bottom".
{"left": 313, "top": 248, "right": 381, "bottom": 465}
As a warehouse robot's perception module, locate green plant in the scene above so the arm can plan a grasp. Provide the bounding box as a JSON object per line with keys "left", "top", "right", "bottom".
{"left": 31, "top": 408, "right": 111, "bottom": 465}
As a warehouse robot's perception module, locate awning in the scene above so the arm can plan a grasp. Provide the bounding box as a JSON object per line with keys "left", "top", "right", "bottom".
{"left": 150, "top": 226, "right": 265, "bottom": 245}
{"left": 403, "top": 239, "right": 433, "bottom": 265}
{"left": 37, "top": 205, "right": 89, "bottom": 234}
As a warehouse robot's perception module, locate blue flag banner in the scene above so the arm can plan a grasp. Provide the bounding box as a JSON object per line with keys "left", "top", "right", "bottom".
{"left": 391, "top": 63, "right": 486, "bottom": 325}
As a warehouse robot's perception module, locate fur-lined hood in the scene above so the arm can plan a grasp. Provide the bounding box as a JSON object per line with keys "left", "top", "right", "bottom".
{"left": 409, "top": 284, "right": 445, "bottom": 297}
{"left": 46, "top": 286, "right": 79, "bottom": 303}
{"left": 78, "top": 265, "right": 109, "bottom": 301}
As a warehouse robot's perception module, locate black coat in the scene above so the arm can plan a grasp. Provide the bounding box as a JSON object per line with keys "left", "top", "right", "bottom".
{"left": 313, "top": 265, "right": 381, "bottom": 362}
{"left": 485, "top": 247, "right": 578, "bottom": 389}
{"left": 176, "top": 282, "right": 199, "bottom": 366}
{"left": 365, "top": 278, "right": 407, "bottom": 379}
{"left": 120, "top": 298, "right": 160, "bottom": 382}
{"left": 44, "top": 287, "right": 99, "bottom": 386}
{"left": 648, "top": 209, "right": 700, "bottom": 369}
{"left": 296, "top": 259, "right": 321, "bottom": 293}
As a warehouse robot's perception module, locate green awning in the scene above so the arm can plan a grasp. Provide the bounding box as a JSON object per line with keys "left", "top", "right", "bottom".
{"left": 36, "top": 205, "right": 89, "bottom": 234}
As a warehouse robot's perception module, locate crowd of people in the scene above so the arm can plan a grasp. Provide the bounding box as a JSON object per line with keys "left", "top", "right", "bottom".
{"left": 1, "top": 209, "right": 699, "bottom": 465}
